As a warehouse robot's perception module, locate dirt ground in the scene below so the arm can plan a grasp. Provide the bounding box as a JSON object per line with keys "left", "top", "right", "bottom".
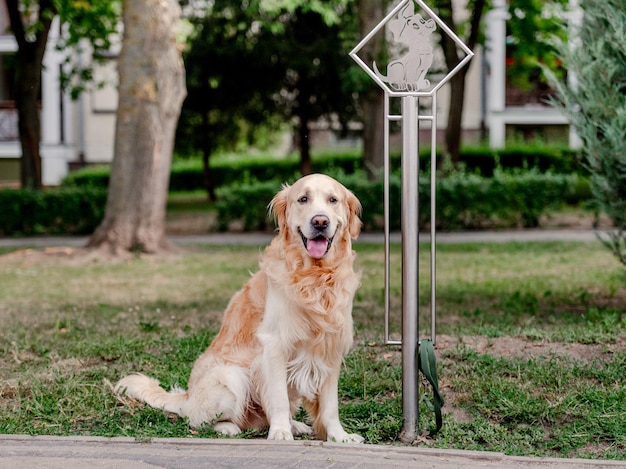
{"left": 435, "top": 334, "right": 625, "bottom": 364}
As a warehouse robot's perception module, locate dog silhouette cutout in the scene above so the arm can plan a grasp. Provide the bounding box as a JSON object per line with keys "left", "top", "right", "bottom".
{"left": 373, "top": 1, "right": 436, "bottom": 91}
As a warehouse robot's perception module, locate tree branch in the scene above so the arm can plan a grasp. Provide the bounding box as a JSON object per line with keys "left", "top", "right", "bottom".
{"left": 435, "top": 0, "right": 486, "bottom": 69}
{"left": 5, "top": 0, "right": 27, "bottom": 49}
{"left": 466, "top": 0, "right": 486, "bottom": 51}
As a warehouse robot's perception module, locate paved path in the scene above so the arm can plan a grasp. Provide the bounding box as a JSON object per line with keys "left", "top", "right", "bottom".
{"left": 1, "top": 435, "right": 624, "bottom": 469}
{"left": 0, "top": 229, "right": 601, "bottom": 249}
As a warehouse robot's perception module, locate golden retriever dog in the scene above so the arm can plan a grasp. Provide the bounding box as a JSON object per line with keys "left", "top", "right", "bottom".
{"left": 115, "top": 174, "right": 364, "bottom": 443}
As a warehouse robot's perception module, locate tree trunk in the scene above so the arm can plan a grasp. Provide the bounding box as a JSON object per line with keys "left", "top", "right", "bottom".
{"left": 88, "top": 0, "right": 186, "bottom": 255}
{"left": 298, "top": 116, "right": 312, "bottom": 176}
{"left": 5, "top": 0, "right": 55, "bottom": 189}
{"left": 358, "top": 0, "right": 385, "bottom": 179}
{"left": 444, "top": 69, "right": 468, "bottom": 164}
{"left": 435, "top": 0, "right": 485, "bottom": 164}
{"left": 361, "top": 90, "right": 385, "bottom": 178}
{"left": 15, "top": 51, "right": 44, "bottom": 189}
{"left": 201, "top": 109, "right": 216, "bottom": 202}
{"left": 202, "top": 151, "right": 216, "bottom": 202}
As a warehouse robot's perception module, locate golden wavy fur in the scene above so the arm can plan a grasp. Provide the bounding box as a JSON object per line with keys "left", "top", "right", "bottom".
{"left": 115, "top": 174, "right": 364, "bottom": 443}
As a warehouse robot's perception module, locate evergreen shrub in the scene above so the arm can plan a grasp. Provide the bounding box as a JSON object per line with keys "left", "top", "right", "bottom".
{"left": 548, "top": 0, "right": 626, "bottom": 266}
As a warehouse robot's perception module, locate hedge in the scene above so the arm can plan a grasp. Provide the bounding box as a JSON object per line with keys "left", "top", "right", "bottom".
{"left": 0, "top": 170, "right": 582, "bottom": 236}
{"left": 0, "top": 186, "right": 107, "bottom": 236}
{"left": 61, "top": 146, "right": 582, "bottom": 192}
{"left": 61, "top": 152, "right": 361, "bottom": 192}
{"left": 215, "top": 170, "right": 581, "bottom": 232}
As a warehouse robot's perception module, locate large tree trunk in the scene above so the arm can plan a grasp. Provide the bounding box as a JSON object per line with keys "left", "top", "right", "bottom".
{"left": 15, "top": 49, "right": 44, "bottom": 189}
{"left": 88, "top": 0, "right": 186, "bottom": 255}
{"left": 444, "top": 70, "right": 468, "bottom": 163}
{"left": 358, "top": 0, "right": 385, "bottom": 179}
{"left": 5, "top": 0, "right": 55, "bottom": 189}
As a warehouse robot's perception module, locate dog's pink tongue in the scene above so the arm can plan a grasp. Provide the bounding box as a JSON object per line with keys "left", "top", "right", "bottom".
{"left": 307, "top": 238, "right": 328, "bottom": 259}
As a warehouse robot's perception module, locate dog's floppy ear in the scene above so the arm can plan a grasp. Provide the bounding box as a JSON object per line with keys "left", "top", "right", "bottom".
{"left": 268, "top": 183, "right": 290, "bottom": 233}
{"left": 345, "top": 189, "right": 362, "bottom": 240}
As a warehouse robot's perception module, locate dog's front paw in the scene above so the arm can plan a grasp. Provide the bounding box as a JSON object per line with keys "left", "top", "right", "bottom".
{"left": 328, "top": 431, "right": 365, "bottom": 444}
{"left": 268, "top": 426, "right": 294, "bottom": 441}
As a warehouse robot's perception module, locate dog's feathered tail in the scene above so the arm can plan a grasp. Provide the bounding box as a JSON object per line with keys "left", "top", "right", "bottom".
{"left": 115, "top": 373, "right": 188, "bottom": 416}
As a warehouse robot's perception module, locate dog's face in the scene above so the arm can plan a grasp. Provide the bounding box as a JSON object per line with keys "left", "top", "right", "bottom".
{"left": 270, "top": 174, "right": 361, "bottom": 259}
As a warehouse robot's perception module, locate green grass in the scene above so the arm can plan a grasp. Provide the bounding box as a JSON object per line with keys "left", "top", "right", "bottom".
{"left": 0, "top": 241, "right": 625, "bottom": 459}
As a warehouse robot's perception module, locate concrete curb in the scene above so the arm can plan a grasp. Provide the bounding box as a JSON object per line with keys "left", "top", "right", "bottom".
{"left": 1, "top": 434, "right": 624, "bottom": 468}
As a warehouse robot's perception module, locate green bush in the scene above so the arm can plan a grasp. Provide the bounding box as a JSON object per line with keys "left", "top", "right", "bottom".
{"left": 214, "top": 180, "right": 281, "bottom": 231}
{"left": 214, "top": 170, "right": 580, "bottom": 232}
{"left": 61, "top": 146, "right": 580, "bottom": 192}
{"left": 434, "top": 170, "right": 577, "bottom": 229}
{"left": 61, "top": 165, "right": 111, "bottom": 188}
{"left": 0, "top": 187, "right": 107, "bottom": 236}
{"left": 1, "top": 169, "right": 581, "bottom": 236}
{"left": 458, "top": 145, "right": 582, "bottom": 176}
{"left": 62, "top": 153, "right": 362, "bottom": 192}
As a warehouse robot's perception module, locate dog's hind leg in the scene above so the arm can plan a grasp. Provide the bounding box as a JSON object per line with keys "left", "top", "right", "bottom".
{"left": 291, "top": 419, "right": 312, "bottom": 436}
{"left": 213, "top": 421, "right": 242, "bottom": 435}
{"left": 185, "top": 364, "right": 251, "bottom": 430}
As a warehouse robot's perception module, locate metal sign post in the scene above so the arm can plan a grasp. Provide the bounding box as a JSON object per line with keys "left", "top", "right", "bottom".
{"left": 350, "top": 0, "right": 473, "bottom": 441}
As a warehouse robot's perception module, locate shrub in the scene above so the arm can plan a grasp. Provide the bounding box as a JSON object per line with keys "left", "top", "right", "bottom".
{"left": 61, "top": 146, "right": 580, "bottom": 192}
{"left": 61, "top": 153, "right": 362, "bottom": 193}
{"left": 61, "top": 165, "right": 110, "bottom": 188}
{"left": 458, "top": 145, "right": 582, "bottom": 176}
{"left": 213, "top": 170, "right": 580, "bottom": 232}
{"left": 0, "top": 187, "right": 107, "bottom": 236}
{"left": 214, "top": 180, "right": 281, "bottom": 231}
{"left": 1, "top": 170, "right": 579, "bottom": 236}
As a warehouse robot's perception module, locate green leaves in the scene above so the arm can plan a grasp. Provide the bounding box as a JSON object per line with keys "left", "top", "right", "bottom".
{"left": 259, "top": 0, "right": 348, "bottom": 26}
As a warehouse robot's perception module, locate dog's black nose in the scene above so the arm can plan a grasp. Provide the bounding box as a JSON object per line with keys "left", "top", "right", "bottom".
{"left": 311, "top": 215, "right": 329, "bottom": 230}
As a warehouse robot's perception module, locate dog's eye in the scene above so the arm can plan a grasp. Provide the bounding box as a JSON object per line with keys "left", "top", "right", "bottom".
{"left": 329, "top": 196, "right": 338, "bottom": 204}
{"left": 298, "top": 196, "right": 308, "bottom": 204}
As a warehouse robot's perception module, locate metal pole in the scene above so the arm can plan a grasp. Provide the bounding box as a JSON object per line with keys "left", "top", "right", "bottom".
{"left": 399, "top": 95, "right": 420, "bottom": 443}
{"left": 383, "top": 92, "right": 392, "bottom": 346}
{"left": 384, "top": 92, "right": 402, "bottom": 346}
{"left": 430, "top": 94, "right": 437, "bottom": 344}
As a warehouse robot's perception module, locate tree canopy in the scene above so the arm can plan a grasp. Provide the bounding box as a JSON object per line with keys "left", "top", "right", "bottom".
{"left": 177, "top": 0, "right": 358, "bottom": 193}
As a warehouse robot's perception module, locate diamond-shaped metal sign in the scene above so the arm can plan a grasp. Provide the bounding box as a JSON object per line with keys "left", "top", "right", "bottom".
{"left": 350, "top": 0, "right": 474, "bottom": 97}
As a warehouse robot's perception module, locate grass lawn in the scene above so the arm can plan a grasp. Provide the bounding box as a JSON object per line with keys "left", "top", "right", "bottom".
{"left": 0, "top": 240, "right": 625, "bottom": 459}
